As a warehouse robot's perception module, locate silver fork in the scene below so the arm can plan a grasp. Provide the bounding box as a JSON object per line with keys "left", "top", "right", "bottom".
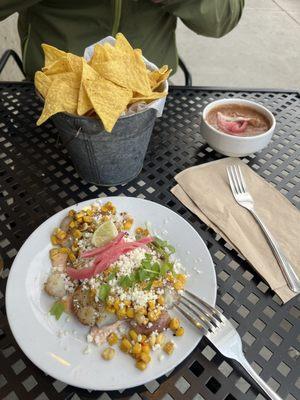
{"left": 227, "top": 165, "right": 300, "bottom": 293}
{"left": 175, "top": 290, "right": 283, "bottom": 400}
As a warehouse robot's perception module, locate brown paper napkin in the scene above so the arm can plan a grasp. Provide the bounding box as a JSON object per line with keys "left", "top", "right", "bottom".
{"left": 171, "top": 158, "right": 300, "bottom": 303}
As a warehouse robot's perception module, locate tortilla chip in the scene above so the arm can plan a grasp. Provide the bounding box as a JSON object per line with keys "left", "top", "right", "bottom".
{"left": 41, "top": 44, "right": 66, "bottom": 67}
{"left": 67, "top": 53, "right": 83, "bottom": 74}
{"left": 42, "top": 57, "right": 71, "bottom": 75}
{"left": 34, "top": 71, "right": 51, "bottom": 98}
{"left": 84, "top": 76, "right": 132, "bottom": 132}
{"left": 89, "top": 43, "right": 114, "bottom": 71}
{"left": 128, "top": 90, "right": 167, "bottom": 104}
{"left": 148, "top": 66, "right": 171, "bottom": 90}
{"left": 36, "top": 36, "right": 169, "bottom": 128}
{"left": 77, "top": 60, "right": 99, "bottom": 116}
{"left": 36, "top": 74, "right": 79, "bottom": 125}
{"left": 93, "top": 33, "right": 151, "bottom": 96}
{"left": 115, "top": 32, "right": 134, "bottom": 54}
{"left": 96, "top": 55, "right": 151, "bottom": 96}
{"left": 134, "top": 48, "right": 143, "bottom": 57}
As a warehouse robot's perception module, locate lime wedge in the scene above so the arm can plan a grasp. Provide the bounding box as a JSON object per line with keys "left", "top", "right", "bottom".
{"left": 92, "top": 220, "right": 118, "bottom": 247}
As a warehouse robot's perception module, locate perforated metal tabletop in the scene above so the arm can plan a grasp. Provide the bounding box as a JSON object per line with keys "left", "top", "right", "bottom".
{"left": 0, "top": 83, "right": 299, "bottom": 400}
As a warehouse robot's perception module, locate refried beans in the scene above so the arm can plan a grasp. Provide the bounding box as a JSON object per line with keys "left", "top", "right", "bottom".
{"left": 206, "top": 104, "right": 271, "bottom": 136}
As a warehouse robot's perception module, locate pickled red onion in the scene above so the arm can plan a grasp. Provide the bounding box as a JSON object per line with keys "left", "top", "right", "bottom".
{"left": 217, "top": 112, "right": 248, "bottom": 135}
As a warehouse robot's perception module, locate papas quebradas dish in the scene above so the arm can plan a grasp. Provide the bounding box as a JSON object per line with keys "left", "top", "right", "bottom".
{"left": 45, "top": 201, "right": 187, "bottom": 369}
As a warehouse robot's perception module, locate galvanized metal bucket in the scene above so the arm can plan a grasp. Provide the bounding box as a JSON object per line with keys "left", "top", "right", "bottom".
{"left": 52, "top": 107, "right": 157, "bottom": 186}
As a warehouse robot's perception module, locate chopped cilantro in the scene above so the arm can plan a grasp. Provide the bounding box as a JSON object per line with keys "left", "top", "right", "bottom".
{"left": 119, "top": 275, "right": 134, "bottom": 289}
{"left": 160, "top": 262, "right": 173, "bottom": 276}
{"left": 137, "top": 268, "right": 149, "bottom": 281}
{"left": 98, "top": 284, "right": 111, "bottom": 301}
{"left": 145, "top": 281, "right": 153, "bottom": 290}
{"left": 107, "top": 271, "right": 117, "bottom": 281}
{"left": 152, "top": 237, "right": 175, "bottom": 259}
{"left": 49, "top": 301, "right": 65, "bottom": 320}
{"left": 116, "top": 254, "right": 175, "bottom": 292}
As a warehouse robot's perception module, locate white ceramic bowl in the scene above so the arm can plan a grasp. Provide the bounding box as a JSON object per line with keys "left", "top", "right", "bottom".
{"left": 200, "top": 98, "right": 276, "bottom": 157}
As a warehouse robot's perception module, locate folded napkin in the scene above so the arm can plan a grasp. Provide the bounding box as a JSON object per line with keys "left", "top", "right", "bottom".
{"left": 172, "top": 158, "right": 300, "bottom": 303}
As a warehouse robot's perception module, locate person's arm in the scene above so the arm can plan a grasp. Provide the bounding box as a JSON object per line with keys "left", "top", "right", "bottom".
{"left": 0, "top": 0, "right": 41, "bottom": 21}
{"left": 160, "top": 0, "right": 245, "bottom": 38}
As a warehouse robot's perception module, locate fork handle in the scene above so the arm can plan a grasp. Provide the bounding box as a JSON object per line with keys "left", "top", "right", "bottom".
{"left": 249, "top": 209, "right": 300, "bottom": 293}
{"left": 237, "top": 354, "right": 283, "bottom": 400}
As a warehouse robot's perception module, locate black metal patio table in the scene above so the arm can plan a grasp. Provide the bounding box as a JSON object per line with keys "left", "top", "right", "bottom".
{"left": 0, "top": 82, "right": 299, "bottom": 400}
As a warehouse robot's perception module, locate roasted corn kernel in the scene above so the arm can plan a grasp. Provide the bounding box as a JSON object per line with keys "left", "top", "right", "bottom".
{"left": 163, "top": 341, "right": 175, "bottom": 355}
{"left": 166, "top": 273, "right": 174, "bottom": 283}
{"left": 117, "top": 307, "right": 127, "bottom": 319}
{"left": 76, "top": 212, "right": 84, "bottom": 220}
{"left": 73, "top": 229, "right": 82, "bottom": 239}
{"left": 142, "top": 344, "right": 151, "bottom": 354}
{"left": 51, "top": 235, "right": 58, "bottom": 245}
{"left": 105, "top": 305, "right": 116, "bottom": 314}
{"left": 107, "top": 332, "right": 118, "bottom": 346}
{"left": 151, "top": 279, "right": 163, "bottom": 288}
{"left": 129, "top": 330, "right": 138, "bottom": 342}
{"left": 122, "top": 218, "right": 133, "bottom": 230}
{"left": 120, "top": 338, "right": 132, "bottom": 353}
{"left": 135, "top": 312, "right": 145, "bottom": 325}
{"left": 141, "top": 335, "right": 147, "bottom": 343}
{"left": 59, "top": 247, "right": 69, "bottom": 254}
{"left": 83, "top": 216, "right": 93, "bottom": 223}
{"left": 135, "top": 360, "right": 147, "bottom": 370}
{"left": 148, "top": 310, "right": 160, "bottom": 322}
{"left": 101, "top": 202, "right": 116, "bottom": 214}
{"left": 177, "top": 274, "right": 187, "bottom": 284}
{"left": 156, "top": 333, "right": 165, "bottom": 345}
{"left": 157, "top": 295, "right": 165, "bottom": 306}
{"left": 149, "top": 334, "right": 156, "bottom": 347}
{"left": 114, "top": 299, "right": 120, "bottom": 311}
{"left": 132, "top": 343, "right": 142, "bottom": 355}
{"left": 135, "top": 227, "right": 149, "bottom": 237}
{"left": 68, "top": 252, "right": 76, "bottom": 262}
{"left": 126, "top": 308, "right": 135, "bottom": 318}
{"left": 71, "top": 244, "right": 79, "bottom": 252}
{"left": 140, "top": 352, "right": 151, "bottom": 363}
{"left": 148, "top": 300, "right": 155, "bottom": 310}
{"left": 169, "top": 318, "right": 180, "bottom": 331}
{"left": 174, "top": 280, "right": 184, "bottom": 291}
{"left": 56, "top": 230, "right": 67, "bottom": 240}
{"left": 175, "top": 327, "right": 185, "bottom": 336}
{"left": 102, "top": 347, "right": 115, "bottom": 360}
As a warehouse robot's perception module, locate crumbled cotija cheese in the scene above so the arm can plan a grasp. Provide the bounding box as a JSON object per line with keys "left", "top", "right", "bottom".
{"left": 173, "top": 259, "right": 185, "bottom": 274}
{"left": 113, "top": 247, "right": 147, "bottom": 277}
{"left": 87, "top": 334, "right": 93, "bottom": 343}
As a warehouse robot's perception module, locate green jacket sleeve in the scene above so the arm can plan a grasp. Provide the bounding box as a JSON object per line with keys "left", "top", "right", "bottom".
{"left": 0, "top": 0, "right": 40, "bottom": 21}
{"left": 162, "top": 0, "right": 245, "bottom": 38}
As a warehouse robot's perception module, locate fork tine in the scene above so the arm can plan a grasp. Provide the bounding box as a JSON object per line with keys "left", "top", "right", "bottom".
{"left": 184, "top": 290, "right": 223, "bottom": 323}
{"left": 237, "top": 165, "right": 247, "bottom": 192}
{"left": 233, "top": 165, "right": 243, "bottom": 193}
{"left": 180, "top": 296, "right": 218, "bottom": 328}
{"left": 226, "top": 167, "right": 237, "bottom": 196}
{"left": 229, "top": 165, "right": 240, "bottom": 194}
{"left": 174, "top": 303, "right": 210, "bottom": 334}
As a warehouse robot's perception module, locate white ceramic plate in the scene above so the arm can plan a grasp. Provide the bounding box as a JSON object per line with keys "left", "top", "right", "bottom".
{"left": 6, "top": 197, "right": 216, "bottom": 391}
